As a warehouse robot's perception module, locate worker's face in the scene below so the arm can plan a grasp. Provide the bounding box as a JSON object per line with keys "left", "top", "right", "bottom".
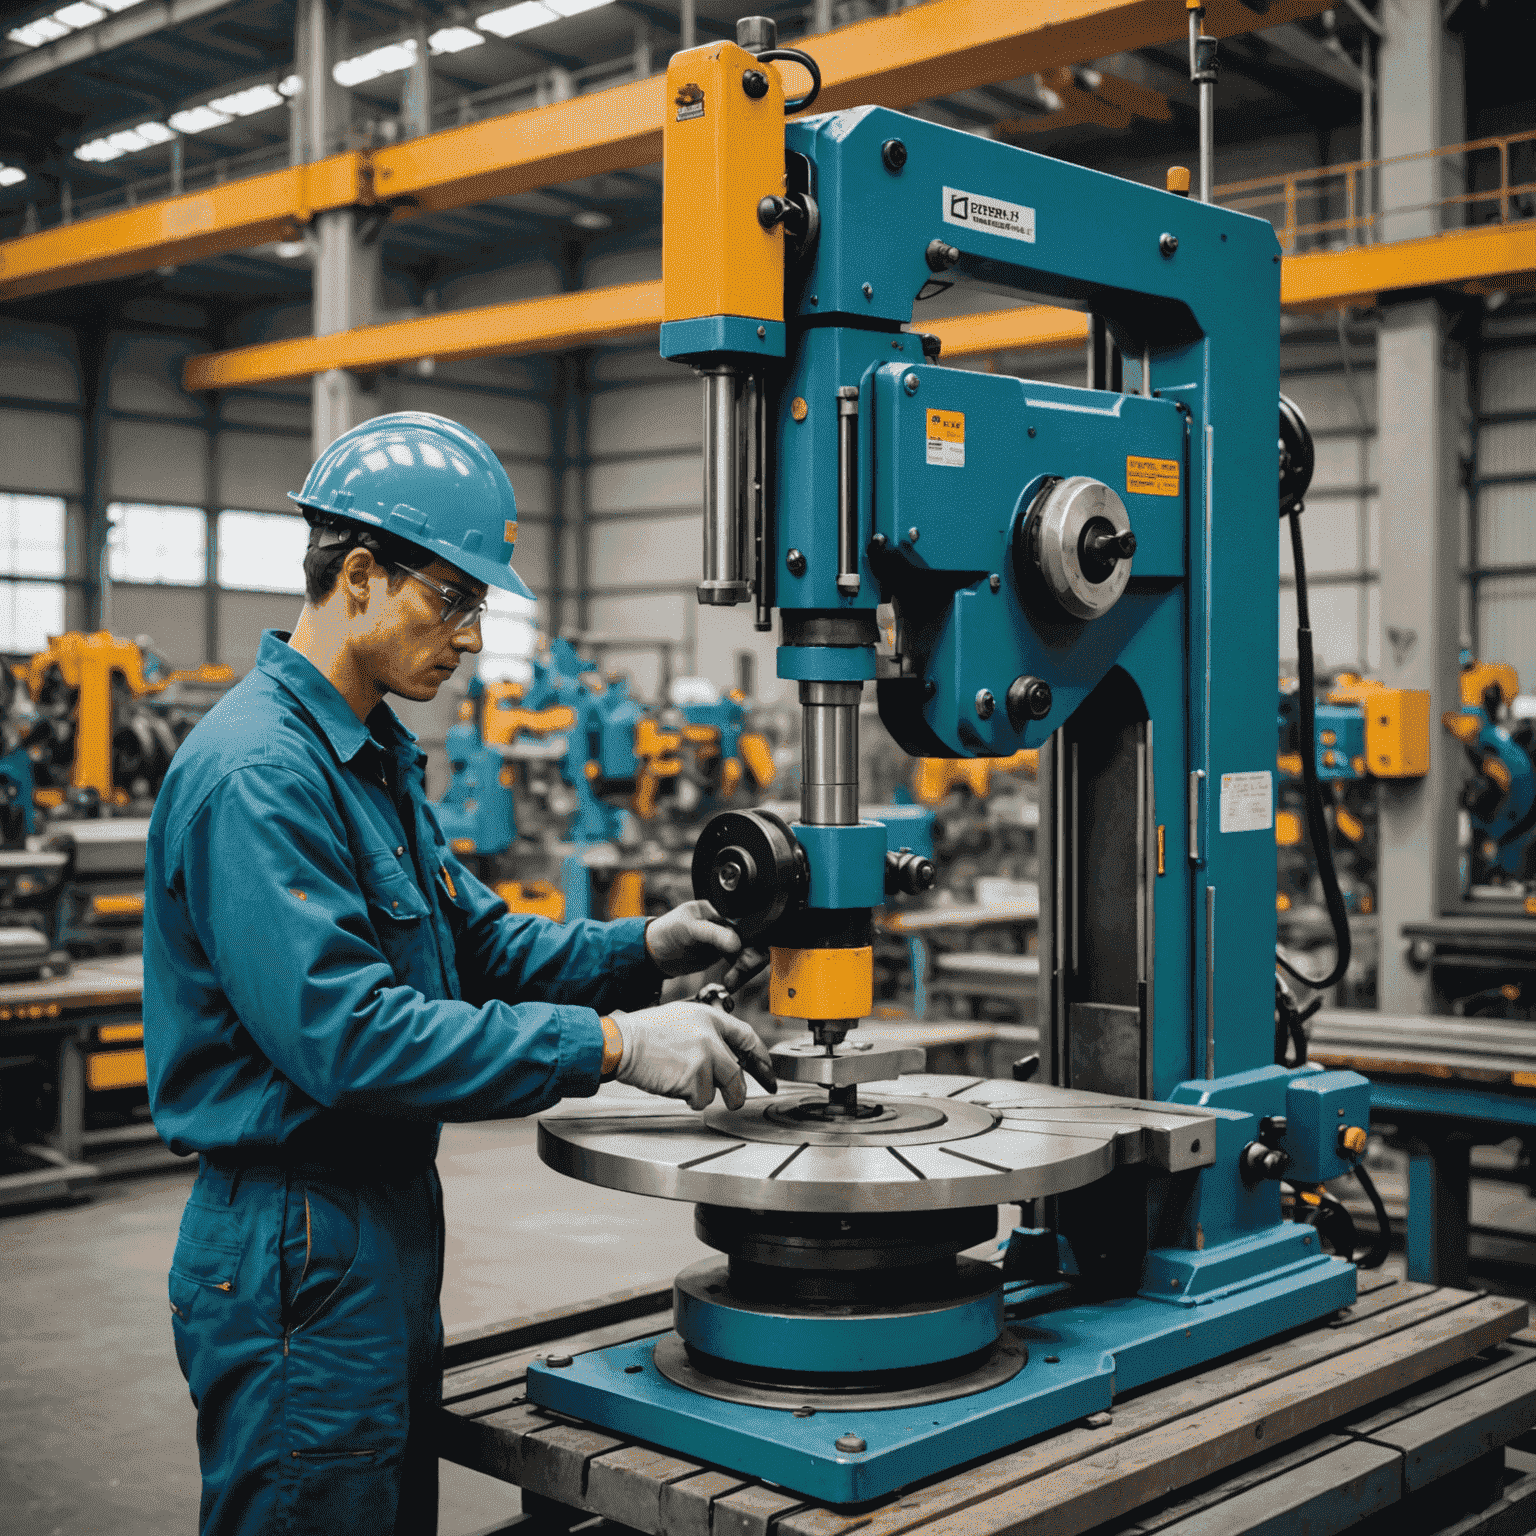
{"left": 343, "top": 550, "right": 487, "bottom": 703}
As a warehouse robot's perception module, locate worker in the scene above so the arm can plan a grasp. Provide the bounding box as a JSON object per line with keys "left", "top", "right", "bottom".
{"left": 143, "top": 411, "right": 775, "bottom": 1536}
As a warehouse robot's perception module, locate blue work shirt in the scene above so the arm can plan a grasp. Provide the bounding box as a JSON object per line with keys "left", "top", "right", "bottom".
{"left": 144, "top": 630, "right": 660, "bottom": 1170}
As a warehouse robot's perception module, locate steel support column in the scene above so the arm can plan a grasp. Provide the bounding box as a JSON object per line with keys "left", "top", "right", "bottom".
{"left": 296, "top": 0, "right": 378, "bottom": 456}
{"left": 1374, "top": 0, "right": 1467, "bottom": 1013}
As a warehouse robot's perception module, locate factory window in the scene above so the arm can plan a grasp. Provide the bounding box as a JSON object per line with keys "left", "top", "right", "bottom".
{"left": 216, "top": 509, "right": 308, "bottom": 594}
{"left": 107, "top": 502, "right": 207, "bottom": 586}
{"left": 478, "top": 589, "right": 539, "bottom": 685}
{"left": 0, "top": 492, "right": 67, "bottom": 651}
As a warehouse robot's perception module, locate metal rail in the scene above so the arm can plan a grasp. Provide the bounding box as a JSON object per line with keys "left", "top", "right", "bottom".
{"left": 1216, "top": 126, "right": 1536, "bottom": 254}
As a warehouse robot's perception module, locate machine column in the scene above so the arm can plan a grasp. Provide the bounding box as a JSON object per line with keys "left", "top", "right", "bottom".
{"left": 295, "top": 0, "right": 379, "bottom": 456}
{"left": 800, "top": 680, "right": 860, "bottom": 827}
{"left": 1374, "top": 0, "right": 1467, "bottom": 1012}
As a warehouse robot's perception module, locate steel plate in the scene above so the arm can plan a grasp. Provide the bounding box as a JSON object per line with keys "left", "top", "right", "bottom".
{"left": 536, "top": 1075, "right": 1122, "bottom": 1212}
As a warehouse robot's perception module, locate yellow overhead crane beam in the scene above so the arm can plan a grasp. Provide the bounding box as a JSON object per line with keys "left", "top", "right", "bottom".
{"left": 1, "top": 0, "right": 1331, "bottom": 304}
{"left": 0, "top": 156, "right": 362, "bottom": 301}
{"left": 181, "top": 220, "right": 1536, "bottom": 392}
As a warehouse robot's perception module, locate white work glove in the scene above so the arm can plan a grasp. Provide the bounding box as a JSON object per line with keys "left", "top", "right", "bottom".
{"left": 610, "top": 1001, "right": 777, "bottom": 1111}
{"left": 644, "top": 900, "right": 743, "bottom": 978}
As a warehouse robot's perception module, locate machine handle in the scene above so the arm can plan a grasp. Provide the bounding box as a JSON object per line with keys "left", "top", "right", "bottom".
{"left": 836, "top": 386, "right": 860, "bottom": 598}
{"left": 757, "top": 47, "right": 821, "bottom": 114}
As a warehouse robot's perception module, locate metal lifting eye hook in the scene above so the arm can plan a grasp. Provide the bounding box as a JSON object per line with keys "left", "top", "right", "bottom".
{"left": 756, "top": 48, "right": 822, "bottom": 115}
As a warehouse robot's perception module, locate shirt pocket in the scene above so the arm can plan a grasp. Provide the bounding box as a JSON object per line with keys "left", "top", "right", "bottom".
{"left": 357, "top": 854, "right": 433, "bottom": 979}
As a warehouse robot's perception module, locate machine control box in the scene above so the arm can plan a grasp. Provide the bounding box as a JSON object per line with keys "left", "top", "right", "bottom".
{"left": 1283, "top": 1068, "right": 1371, "bottom": 1184}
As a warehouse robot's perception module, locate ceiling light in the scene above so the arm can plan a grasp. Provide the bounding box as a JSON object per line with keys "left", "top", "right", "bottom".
{"left": 133, "top": 120, "right": 174, "bottom": 145}
{"left": 571, "top": 208, "right": 611, "bottom": 230}
{"left": 429, "top": 26, "right": 484, "bottom": 53}
{"left": 333, "top": 39, "right": 418, "bottom": 87}
{"left": 54, "top": 2, "right": 105, "bottom": 26}
{"left": 274, "top": 240, "right": 309, "bottom": 260}
{"left": 477, "top": 3, "right": 557, "bottom": 39}
{"left": 98, "top": 0, "right": 145, "bottom": 12}
{"left": 8, "top": 17, "right": 71, "bottom": 46}
{"left": 0, "top": 166, "right": 26, "bottom": 188}
{"left": 546, "top": 0, "right": 614, "bottom": 15}
{"left": 75, "top": 137, "right": 125, "bottom": 162}
{"left": 168, "top": 104, "right": 233, "bottom": 134}
{"left": 106, "top": 128, "right": 151, "bottom": 153}
{"left": 208, "top": 83, "right": 283, "bottom": 117}
{"left": 279, "top": 74, "right": 301, "bottom": 95}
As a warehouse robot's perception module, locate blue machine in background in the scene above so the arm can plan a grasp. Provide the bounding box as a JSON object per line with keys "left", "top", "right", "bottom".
{"left": 436, "top": 676, "right": 517, "bottom": 858}
{"left": 528, "top": 25, "right": 1377, "bottom": 1506}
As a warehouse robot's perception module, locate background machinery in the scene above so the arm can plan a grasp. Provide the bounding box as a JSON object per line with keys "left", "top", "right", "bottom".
{"left": 522, "top": 21, "right": 1398, "bottom": 1506}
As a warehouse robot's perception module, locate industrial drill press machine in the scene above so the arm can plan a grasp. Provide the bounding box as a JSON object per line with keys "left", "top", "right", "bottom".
{"left": 530, "top": 22, "right": 1373, "bottom": 1505}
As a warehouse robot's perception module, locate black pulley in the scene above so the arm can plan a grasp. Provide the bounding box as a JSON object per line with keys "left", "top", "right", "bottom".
{"left": 1278, "top": 392, "right": 1314, "bottom": 517}
{"left": 691, "top": 808, "right": 807, "bottom": 940}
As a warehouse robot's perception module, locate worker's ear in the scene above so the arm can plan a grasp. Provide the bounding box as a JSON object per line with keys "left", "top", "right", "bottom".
{"left": 339, "top": 546, "right": 380, "bottom": 618}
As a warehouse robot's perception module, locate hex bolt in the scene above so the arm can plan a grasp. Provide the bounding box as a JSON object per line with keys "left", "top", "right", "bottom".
{"left": 546, "top": 1355, "right": 573, "bottom": 1368}
{"left": 786, "top": 548, "right": 807, "bottom": 576}
{"left": 880, "top": 137, "right": 908, "bottom": 173}
{"left": 907, "top": 527, "right": 920, "bottom": 543}
{"left": 1159, "top": 232, "right": 1179, "bottom": 257}
{"left": 757, "top": 325, "right": 767, "bottom": 339}
{"left": 862, "top": 282, "right": 873, "bottom": 299}
{"left": 835, "top": 1434, "right": 867, "bottom": 1453}
{"left": 975, "top": 689, "right": 995, "bottom": 720}
{"left": 989, "top": 573, "right": 1001, "bottom": 592}
{"left": 903, "top": 373, "right": 920, "bottom": 395}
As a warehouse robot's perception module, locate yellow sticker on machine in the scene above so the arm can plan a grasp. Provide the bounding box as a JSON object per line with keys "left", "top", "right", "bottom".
{"left": 926, "top": 409, "right": 965, "bottom": 468}
{"left": 1127, "top": 455, "right": 1180, "bottom": 496}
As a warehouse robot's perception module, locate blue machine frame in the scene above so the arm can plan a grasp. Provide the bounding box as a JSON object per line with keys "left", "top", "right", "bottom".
{"left": 528, "top": 103, "right": 1367, "bottom": 1505}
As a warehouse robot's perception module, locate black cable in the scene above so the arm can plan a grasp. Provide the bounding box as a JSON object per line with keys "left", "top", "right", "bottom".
{"left": 1351, "top": 1160, "right": 1392, "bottom": 1269}
{"left": 758, "top": 48, "right": 821, "bottom": 114}
{"left": 1276, "top": 504, "right": 1353, "bottom": 994}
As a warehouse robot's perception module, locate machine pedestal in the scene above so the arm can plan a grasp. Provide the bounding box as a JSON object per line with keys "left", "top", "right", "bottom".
{"left": 527, "top": 1251, "right": 1355, "bottom": 1504}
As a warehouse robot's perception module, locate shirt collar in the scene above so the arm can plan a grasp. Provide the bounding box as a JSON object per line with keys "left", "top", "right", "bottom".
{"left": 256, "top": 630, "right": 416, "bottom": 765}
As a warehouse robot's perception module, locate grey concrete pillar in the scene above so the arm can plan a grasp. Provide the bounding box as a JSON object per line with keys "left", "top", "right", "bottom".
{"left": 294, "top": 0, "right": 378, "bottom": 457}
{"left": 1373, "top": 0, "right": 1467, "bottom": 1013}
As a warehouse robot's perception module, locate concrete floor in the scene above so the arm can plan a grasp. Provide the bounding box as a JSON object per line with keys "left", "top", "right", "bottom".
{"left": 0, "top": 1118, "right": 712, "bottom": 1536}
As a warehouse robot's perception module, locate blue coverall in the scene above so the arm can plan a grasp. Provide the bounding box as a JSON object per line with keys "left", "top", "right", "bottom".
{"left": 145, "top": 630, "right": 662, "bottom": 1535}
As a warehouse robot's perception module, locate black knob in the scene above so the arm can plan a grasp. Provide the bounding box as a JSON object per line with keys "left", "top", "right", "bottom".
{"left": 881, "top": 138, "right": 908, "bottom": 173}
{"left": 1081, "top": 525, "right": 1137, "bottom": 583}
{"left": 741, "top": 69, "right": 770, "bottom": 100}
{"left": 917, "top": 331, "right": 942, "bottom": 361}
{"left": 1006, "top": 675, "right": 1053, "bottom": 728}
{"left": 1012, "top": 1054, "right": 1040, "bottom": 1082}
{"left": 758, "top": 195, "right": 788, "bottom": 229}
{"left": 925, "top": 239, "right": 959, "bottom": 273}
{"left": 885, "top": 848, "right": 936, "bottom": 896}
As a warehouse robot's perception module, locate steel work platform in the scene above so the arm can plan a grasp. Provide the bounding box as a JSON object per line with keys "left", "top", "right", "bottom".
{"left": 440, "top": 1271, "right": 1536, "bottom": 1536}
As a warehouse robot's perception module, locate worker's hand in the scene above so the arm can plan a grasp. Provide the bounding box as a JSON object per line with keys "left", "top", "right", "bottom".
{"left": 610, "top": 1001, "right": 777, "bottom": 1111}
{"left": 644, "top": 899, "right": 742, "bottom": 978}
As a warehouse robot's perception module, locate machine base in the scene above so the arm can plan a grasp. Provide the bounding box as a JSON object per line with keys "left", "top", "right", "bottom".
{"left": 527, "top": 1253, "right": 1355, "bottom": 1504}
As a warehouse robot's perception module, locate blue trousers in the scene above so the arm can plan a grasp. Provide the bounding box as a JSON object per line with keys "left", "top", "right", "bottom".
{"left": 168, "top": 1159, "right": 445, "bottom": 1535}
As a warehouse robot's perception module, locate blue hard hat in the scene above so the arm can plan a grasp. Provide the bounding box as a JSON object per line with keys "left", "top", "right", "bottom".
{"left": 289, "top": 412, "right": 533, "bottom": 599}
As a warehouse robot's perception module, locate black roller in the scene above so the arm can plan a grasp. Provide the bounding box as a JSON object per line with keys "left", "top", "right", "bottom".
{"left": 691, "top": 808, "right": 807, "bottom": 939}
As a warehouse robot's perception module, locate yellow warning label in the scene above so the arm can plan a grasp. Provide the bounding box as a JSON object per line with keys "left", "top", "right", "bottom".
{"left": 927, "top": 409, "right": 965, "bottom": 468}
{"left": 1127, "top": 455, "right": 1180, "bottom": 496}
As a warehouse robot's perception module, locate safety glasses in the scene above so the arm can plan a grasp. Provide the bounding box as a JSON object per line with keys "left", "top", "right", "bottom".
{"left": 399, "top": 568, "right": 487, "bottom": 632}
